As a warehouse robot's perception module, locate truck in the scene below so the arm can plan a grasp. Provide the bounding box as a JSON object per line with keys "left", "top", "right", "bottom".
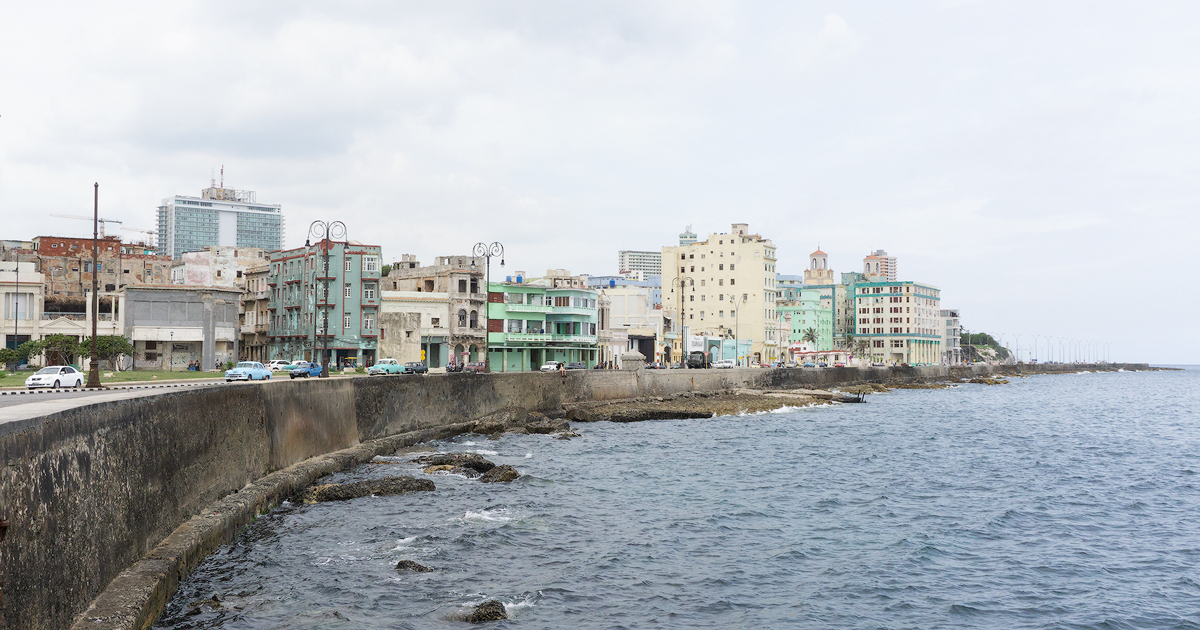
{"left": 687, "top": 351, "right": 711, "bottom": 369}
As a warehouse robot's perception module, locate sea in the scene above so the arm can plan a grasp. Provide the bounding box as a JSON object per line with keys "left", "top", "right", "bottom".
{"left": 154, "top": 367, "right": 1200, "bottom": 629}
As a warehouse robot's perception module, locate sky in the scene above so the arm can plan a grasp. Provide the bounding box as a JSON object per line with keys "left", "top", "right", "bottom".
{"left": 1, "top": 1, "right": 1197, "bottom": 363}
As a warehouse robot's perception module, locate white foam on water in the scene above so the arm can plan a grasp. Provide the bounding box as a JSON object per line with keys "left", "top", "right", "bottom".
{"left": 504, "top": 593, "right": 538, "bottom": 616}
{"left": 473, "top": 449, "right": 498, "bottom": 456}
{"left": 281, "top": 499, "right": 293, "bottom": 508}
{"left": 391, "top": 536, "right": 419, "bottom": 551}
{"left": 525, "top": 453, "right": 533, "bottom": 459}
{"left": 462, "top": 509, "right": 514, "bottom": 523}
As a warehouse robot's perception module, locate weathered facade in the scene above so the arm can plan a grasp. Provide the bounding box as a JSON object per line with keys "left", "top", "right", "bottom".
{"left": 239, "top": 264, "right": 271, "bottom": 362}
{"left": 384, "top": 254, "right": 485, "bottom": 368}
{"left": 267, "top": 240, "right": 381, "bottom": 367}
{"left": 123, "top": 285, "right": 242, "bottom": 370}
{"left": 377, "top": 292, "right": 453, "bottom": 366}
{"left": 170, "top": 246, "right": 268, "bottom": 288}
{"left": 2, "top": 236, "right": 172, "bottom": 303}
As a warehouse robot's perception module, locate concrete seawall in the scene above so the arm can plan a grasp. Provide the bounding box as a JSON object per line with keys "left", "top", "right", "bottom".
{"left": 0, "top": 363, "right": 1149, "bottom": 630}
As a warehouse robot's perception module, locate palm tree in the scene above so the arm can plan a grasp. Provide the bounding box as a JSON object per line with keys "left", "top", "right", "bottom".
{"left": 854, "top": 338, "right": 871, "bottom": 361}
{"left": 802, "top": 327, "right": 818, "bottom": 347}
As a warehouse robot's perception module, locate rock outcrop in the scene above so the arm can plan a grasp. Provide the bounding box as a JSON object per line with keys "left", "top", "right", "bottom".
{"left": 394, "top": 559, "right": 434, "bottom": 573}
{"left": 412, "top": 453, "right": 496, "bottom": 474}
{"left": 465, "top": 600, "right": 507, "bottom": 623}
{"left": 479, "top": 465, "right": 520, "bottom": 483}
{"left": 299, "top": 476, "right": 434, "bottom": 503}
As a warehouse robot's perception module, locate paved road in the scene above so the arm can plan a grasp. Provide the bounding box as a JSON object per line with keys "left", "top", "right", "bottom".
{"left": 0, "top": 380, "right": 228, "bottom": 425}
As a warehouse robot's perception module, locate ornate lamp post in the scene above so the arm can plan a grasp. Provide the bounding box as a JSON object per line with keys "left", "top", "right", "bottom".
{"left": 86, "top": 183, "right": 102, "bottom": 388}
{"left": 670, "top": 276, "right": 692, "bottom": 365}
{"left": 471, "top": 241, "right": 504, "bottom": 372}
{"left": 308, "top": 220, "right": 346, "bottom": 378}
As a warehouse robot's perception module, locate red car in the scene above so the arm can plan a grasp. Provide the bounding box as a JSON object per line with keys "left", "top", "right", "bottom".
{"left": 464, "top": 361, "right": 487, "bottom": 373}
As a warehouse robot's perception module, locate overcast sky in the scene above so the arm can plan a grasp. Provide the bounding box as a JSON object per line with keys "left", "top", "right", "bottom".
{"left": 2, "top": 1, "right": 1197, "bottom": 363}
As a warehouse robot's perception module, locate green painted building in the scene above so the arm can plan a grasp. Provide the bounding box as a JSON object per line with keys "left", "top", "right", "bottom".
{"left": 486, "top": 281, "right": 599, "bottom": 371}
{"left": 779, "top": 288, "right": 833, "bottom": 351}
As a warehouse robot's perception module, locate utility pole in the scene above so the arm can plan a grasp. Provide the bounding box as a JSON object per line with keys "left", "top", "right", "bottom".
{"left": 308, "top": 220, "right": 345, "bottom": 377}
{"left": 472, "top": 242, "right": 504, "bottom": 372}
{"left": 86, "top": 183, "right": 102, "bottom": 388}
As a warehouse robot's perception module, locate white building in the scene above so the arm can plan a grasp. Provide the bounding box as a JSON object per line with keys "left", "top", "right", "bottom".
{"left": 377, "top": 291, "right": 455, "bottom": 367}
{"left": 617, "top": 250, "right": 663, "bottom": 277}
{"left": 170, "top": 246, "right": 268, "bottom": 288}
{"left": 1, "top": 261, "right": 43, "bottom": 352}
{"left": 863, "top": 249, "right": 897, "bottom": 282}
{"left": 662, "top": 223, "right": 782, "bottom": 365}
{"left": 157, "top": 181, "right": 283, "bottom": 259}
{"left": 940, "top": 308, "right": 961, "bottom": 365}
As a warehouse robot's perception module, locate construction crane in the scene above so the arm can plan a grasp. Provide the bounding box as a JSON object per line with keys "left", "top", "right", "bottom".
{"left": 50, "top": 214, "right": 123, "bottom": 238}
{"left": 120, "top": 226, "right": 156, "bottom": 248}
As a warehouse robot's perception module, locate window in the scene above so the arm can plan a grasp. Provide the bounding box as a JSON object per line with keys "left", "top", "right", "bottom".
{"left": 470, "top": 310, "right": 478, "bottom": 327}
{"left": 730, "top": 264, "right": 735, "bottom": 271}
{"left": 345, "top": 258, "right": 353, "bottom": 272}
{"left": 363, "top": 284, "right": 376, "bottom": 300}
{"left": 458, "top": 309, "right": 467, "bottom": 326}
{"left": 689, "top": 295, "right": 694, "bottom": 302}
{"left": 699, "top": 311, "right": 705, "bottom": 319}
{"left": 458, "top": 279, "right": 467, "bottom": 293}
{"left": 431, "top": 317, "right": 441, "bottom": 327}
{"left": 344, "top": 284, "right": 352, "bottom": 298}
{"left": 343, "top": 313, "right": 352, "bottom": 328}
{"left": 681, "top": 267, "right": 686, "bottom": 273}
{"left": 362, "top": 256, "right": 379, "bottom": 272}
{"left": 363, "top": 315, "right": 374, "bottom": 330}
{"left": 730, "top": 279, "right": 735, "bottom": 286}
{"left": 690, "top": 266, "right": 695, "bottom": 272}
{"left": 719, "top": 279, "right": 724, "bottom": 286}
{"left": 719, "top": 264, "right": 724, "bottom": 270}
{"left": 719, "top": 310, "right": 724, "bottom": 317}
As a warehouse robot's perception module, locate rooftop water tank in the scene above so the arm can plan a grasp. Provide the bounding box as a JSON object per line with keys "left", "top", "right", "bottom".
{"left": 609, "top": 279, "right": 616, "bottom": 287}
{"left": 505, "top": 276, "right": 512, "bottom": 282}
{"left": 516, "top": 275, "right": 523, "bottom": 283}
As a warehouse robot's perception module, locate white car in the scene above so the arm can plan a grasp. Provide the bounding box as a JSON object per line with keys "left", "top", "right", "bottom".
{"left": 267, "top": 360, "right": 294, "bottom": 372}
{"left": 713, "top": 359, "right": 736, "bottom": 369}
{"left": 540, "top": 361, "right": 561, "bottom": 372}
{"left": 25, "top": 365, "right": 85, "bottom": 389}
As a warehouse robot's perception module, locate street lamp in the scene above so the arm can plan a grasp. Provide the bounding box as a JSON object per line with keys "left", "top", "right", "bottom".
{"left": 308, "top": 220, "right": 346, "bottom": 378}
{"left": 86, "top": 183, "right": 102, "bottom": 388}
{"left": 670, "top": 276, "right": 693, "bottom": 365}
{"left": 728, "top": 292, "right": 746, "bottom": 367}
{"left": 169, "top": 330, "right": 173, "bottom": 372}
{"left": 472, "top": 241, "right": 504, "bottom": 373}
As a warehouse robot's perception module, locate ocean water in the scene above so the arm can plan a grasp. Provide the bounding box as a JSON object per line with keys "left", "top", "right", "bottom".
{"left": 155, "top": 368, "right": 1200, "bottom": 629}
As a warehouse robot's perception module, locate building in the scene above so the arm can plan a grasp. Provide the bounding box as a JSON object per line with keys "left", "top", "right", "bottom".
{"left": 803, "top": 249, "right": 836, "bottom": 285}
{"left": 617, "top": 250, "right": 663, "bottom": 278}
{"left": 171, "top": 246, "right": 268, "bottom": 288}
{"left": 1, "top": 261, "right": 43, "bottom": 351}
{"left": 662, "top": 223, "right": 781, "bottom": 365}
{"left": 156, "top": 180, "right": 283, "bottom": 259}
{"left": 678, "top": 225, "right": 698, "bottom": 246}
{"left": 378, "top": 291, "right": 455, "bottom": 367}
{"left": 940, "top": 308, "right": 962, "bottom": 365}
{"left": 239, "top": 264, "right": 271, "bottom": 362}
{"left": 780, "top": 288, "right": 833, "bottom": 351}
{"left": 123, "top": 285, "right": 242, "bottom": 370}
{"left": 863, "top": 249, "right": 897, "bottom": 282}
{"left": 266, "top": 239, "right": 382, "bottom": 368}
{"left": 3, "top": 235, "right": 172, "bottom": 300}
{"left": 486, "top": 279, "right": 599, "bottom": 371}
{"left": 383, "top": 254, "right": 486, "bottom": 367}
{"left": 853, "top": 280, "right": 942, "bottom": 365}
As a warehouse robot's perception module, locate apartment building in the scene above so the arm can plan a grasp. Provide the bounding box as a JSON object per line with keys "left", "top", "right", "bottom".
{"left": 486, "top": 279, "right": 599, "bottom": 371}
{"left": 3, "top": 236, "right": 171, "bottom": 300}
{"left": 378, "top": 291, "right": 455, "bottom": 367}
{"left": 780, "top": 288, "right": 833, "bottom": 351}
{"left": 617, "top": 250, "right": 663, "bottom": 277}
{"left": 384, "top": 254, "right": 486, "bottom": 367}
{"left": 239, "top": 264, "right": 271, "bottom": 362}
{"left": 266, "top": 240, "right": 382, "bottom": 367}
{"left": 853, "top": 280, "right": 942, "bottom": 365}
{"left": 940, "top": 308, "right": 962, "bottom": 365}
{"left": 662, "top": 223, "right": 781, "bottom": 365}
{"left": 863, "top": 249, "right": 897, "bottom": 282}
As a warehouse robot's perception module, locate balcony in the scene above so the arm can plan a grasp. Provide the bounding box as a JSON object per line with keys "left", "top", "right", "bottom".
{"left": 504, "top": 303, "right": 552, "bottom": 314}
{"left": 494, "top": 332, "right": 598, "bottom": 344}
{"left": 550, "top": 305, "right": 595, "bottom": 316}
{"left": 43, "top": 312, "right": 86, "bottom": 321}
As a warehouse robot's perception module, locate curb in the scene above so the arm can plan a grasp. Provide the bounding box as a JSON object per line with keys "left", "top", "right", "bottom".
{"left": 0, "top": 382, "right": 220, "bottom": 396}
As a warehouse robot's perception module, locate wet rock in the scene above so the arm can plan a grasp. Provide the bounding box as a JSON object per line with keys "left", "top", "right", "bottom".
{"left": 524, "top": 416, "right": 570, "bottom": 434}
{"left": 413, "top": 453, "right": 496, "bottom": 473}
{"left": 423, "top": 464, "right": 455, "bottom": 474}
{"left": 506, "top": 426, "right": 529, "bottom": 434}
{"left": 465, "top": 600, "right": 507, "bottom": 622}
{"left": 299, "top": 476, "right": 434, "bottom": 503}
{"left": 555, "top": 430, "right": 581, "bottom": 440}
{"left": 968, "top": 377, "right": 1009, "bottom": 386}
{"left": 472, "top": 419, "right": 508, "bottom": 435}
{"left": 451, "top": 465, "right": 484, "bottom": 479}
{"left": 479, "top": 465, "right": 520, "bottom": 483}
{"left": 566, "top": 407, "right": 598, "bottom": 422}
{"left": 395, "top": 559, "right": 434, "bottom": 573}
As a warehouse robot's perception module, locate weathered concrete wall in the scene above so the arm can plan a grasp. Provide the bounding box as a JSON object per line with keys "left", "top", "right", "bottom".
{"left": 0, "top": 362, "right": 1150, "bottom": 630}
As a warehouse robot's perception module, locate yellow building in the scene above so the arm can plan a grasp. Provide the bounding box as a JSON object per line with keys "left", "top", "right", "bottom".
{"left": 662, "top": 223, "right": 782, "bottom": 365}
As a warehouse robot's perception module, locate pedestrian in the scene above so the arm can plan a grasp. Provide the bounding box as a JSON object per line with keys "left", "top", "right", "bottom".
{"left": 558, "top": 361, "right": 566, "bottom": 377}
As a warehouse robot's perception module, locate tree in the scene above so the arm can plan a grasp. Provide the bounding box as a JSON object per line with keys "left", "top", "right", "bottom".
{"left": 22, "top": 334, "right": 82, "bottom": 366}
{"left": 802, "top": 327, "right": 818, "bottom": 346}
{"left": 854, "top": 338, "right": 871, "bottom": 361}
{"left": 81, "top": 335, "right": 134, "bottom": 370}
{"left": 381, "top": 264, "right": 392, "bottom": 277}
{"left": 0, "top": 347, "right": 18, "bottom": 369}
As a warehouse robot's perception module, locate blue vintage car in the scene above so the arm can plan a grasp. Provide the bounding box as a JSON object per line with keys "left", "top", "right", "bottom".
{"left": 367, "top": 358, "right": 405, "bottom": 376}
{"left": 289, "top": 361, "right": 324, "bottom": 379}
{"left": 225, "top": 361, "right": 272, "bottom": 382}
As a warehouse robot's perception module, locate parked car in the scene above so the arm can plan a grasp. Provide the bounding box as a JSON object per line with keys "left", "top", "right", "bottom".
{"left": 816, "top": 362, "right": 828, "bottom": 368}
{"left": 803, "top": 362, "right": 817, "bottom": 368}
{"left": 566, "top": 361, "right": 588, "bottom": 370}
{"left": 464, "top": 361, "right": 487, "bottom": 373}
{"left": 713, "top": 359, "right": 735, "bottom": 369}
{"left": 404, "top": 362, "right": 429, "bottom": 375}
{"left": 670, "top": 362, "right": 685, "bottom": 369}
{"left": 25, "top": 365, "right": 84, "bottom": 389}
{"left": 368, "top": 359, "right": 405, "bottom": 376}
{"left": 288, "top": 361, "right": 323, "bottom": 378}
{"left": 833, "top": 362, "right": 846, "bottom": 368}
{"left": 225, "top": 361, "right": 272, "bottom": 382}
{"left": 540, "top": 361, "right": 561, "bottom": 372}
{"left": 267, "top": 360, "right": 294, "bottom": 372}
{"left": 785, "top": 361, "right": 799, "bottom": 368}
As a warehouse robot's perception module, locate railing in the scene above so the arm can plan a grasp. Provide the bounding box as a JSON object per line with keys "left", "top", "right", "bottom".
{"left": 499, "top": 332, "right": 598, "bottom": 343}
{"left": 550, "top": 305, "right": 595, "bottom": 316}
{"left": 42, "top": 312, "right": 86, "bottom": 321}
{"left": 504, "top": 303, "right": 552, "bottom": 313}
